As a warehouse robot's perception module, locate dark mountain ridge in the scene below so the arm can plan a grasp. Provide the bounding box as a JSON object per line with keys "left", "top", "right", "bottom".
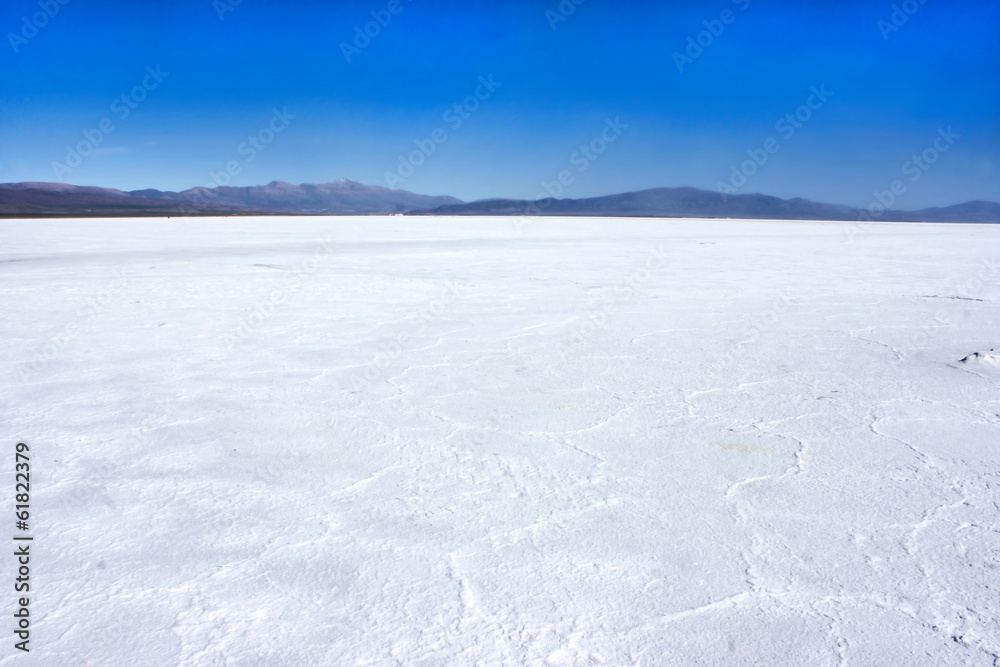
{"left": 1, "top": 181, "right": 997, "bottom": 223}
{"left": 411, "top": 187, "right": 1000, "bottom": 223}
{"left": 0, "top": 179, "right": 461, "bottom": 218}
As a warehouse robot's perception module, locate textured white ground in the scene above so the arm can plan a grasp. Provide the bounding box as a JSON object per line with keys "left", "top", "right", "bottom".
{"left": 2, "top": 216, "right": 999, "bottom": 666}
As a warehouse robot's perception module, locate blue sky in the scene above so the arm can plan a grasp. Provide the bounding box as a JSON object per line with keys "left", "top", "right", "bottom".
{"left": 1, "top": 0, "right": 997, "bottom": 208}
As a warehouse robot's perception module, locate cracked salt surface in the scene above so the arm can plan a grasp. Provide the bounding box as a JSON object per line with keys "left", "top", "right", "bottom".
{"left": 2, "top": 216, "right": 998, "bottom": 665}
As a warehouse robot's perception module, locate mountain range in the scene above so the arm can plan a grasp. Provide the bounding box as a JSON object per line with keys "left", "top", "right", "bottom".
{"left": 1, "top": 180, "right": 998, "bottom": 223}
{"left": 0, "top": 180, "right": 459, "bottom": 218}
{"left": 410, "top": 187, "right": 1000, "bottom": 223}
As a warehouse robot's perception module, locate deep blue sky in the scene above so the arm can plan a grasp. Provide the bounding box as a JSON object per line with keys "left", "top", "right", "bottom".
{"left": 1, "top": 0, "right": 997, "bottom": 208}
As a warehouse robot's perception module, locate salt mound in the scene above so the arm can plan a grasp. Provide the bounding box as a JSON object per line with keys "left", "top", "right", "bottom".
{"left": 959, "top": 348, "right": 1000, "bottom": 371}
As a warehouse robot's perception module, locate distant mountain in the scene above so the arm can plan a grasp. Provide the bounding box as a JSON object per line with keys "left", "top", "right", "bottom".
{"left": 0, "top": 179, "right": 461, "bottom": 218}
{"left": 130, "top": 179, "right": 462, "bottom": 215}
{"left": 0, "top": 185, "right": 258, "bottom": 218}
{"left": 1, "top": 181, "right": 997, "bottom": 222}
{"left": 887, "top": 201, "right": 1000, "bottom": 224}
{"left": 412, "top": 187, "right": 1000, "bottom": 223}
{"left": 0, "top": 182, "right": 134, "bottom": 198}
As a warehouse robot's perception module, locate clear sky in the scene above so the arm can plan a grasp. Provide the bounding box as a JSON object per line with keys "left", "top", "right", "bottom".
{"left": 1, "top": 0, "right": 997, "bottom": 208}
